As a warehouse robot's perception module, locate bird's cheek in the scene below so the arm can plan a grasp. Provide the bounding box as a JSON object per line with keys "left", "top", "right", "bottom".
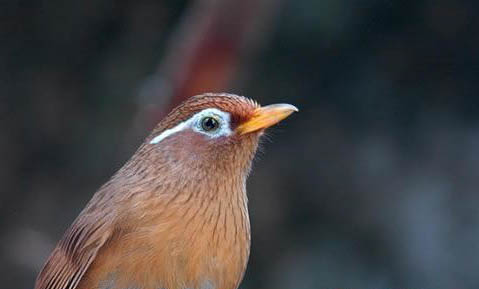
{"left": 173, "top": 131, "right": 221, "bottom": 159}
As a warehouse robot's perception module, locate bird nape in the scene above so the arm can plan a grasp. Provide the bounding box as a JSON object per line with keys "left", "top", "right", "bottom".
{"left": 35, "top": 93, "right": 297, "bottom": 289}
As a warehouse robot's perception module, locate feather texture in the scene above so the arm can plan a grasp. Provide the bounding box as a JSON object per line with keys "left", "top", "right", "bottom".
{"left": 33, "top": 93, "right": 290, "bottom": 289}
{"left": 35, "top": 195, "right": 114, "bottom": 289}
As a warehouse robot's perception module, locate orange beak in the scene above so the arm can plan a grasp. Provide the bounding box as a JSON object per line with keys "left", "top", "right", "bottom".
{"left": 236, "top": 103, "right": 298, "bottom": 135}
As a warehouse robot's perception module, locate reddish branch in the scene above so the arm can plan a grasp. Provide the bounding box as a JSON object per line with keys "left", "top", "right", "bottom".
{"left": 138, "top": 0, "right": 280, "bottom": 125}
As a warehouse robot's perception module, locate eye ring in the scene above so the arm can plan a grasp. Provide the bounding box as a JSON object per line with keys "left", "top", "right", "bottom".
{"left": 200, "top": 116, "right": 220, "bottom": 132}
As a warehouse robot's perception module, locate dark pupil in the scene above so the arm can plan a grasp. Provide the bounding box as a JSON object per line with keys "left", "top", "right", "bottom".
{"left": 201, "top": 117, "right": 219, "bottom": 131}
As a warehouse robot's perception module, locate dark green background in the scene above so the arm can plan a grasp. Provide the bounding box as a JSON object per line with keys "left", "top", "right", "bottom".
{"left": 1, "top": 0, "right": 478, "bottom": 288}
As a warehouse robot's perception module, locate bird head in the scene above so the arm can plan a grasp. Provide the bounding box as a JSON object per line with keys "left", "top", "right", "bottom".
{"left": 125, "top": 93, "right": 297, "bottom": 191}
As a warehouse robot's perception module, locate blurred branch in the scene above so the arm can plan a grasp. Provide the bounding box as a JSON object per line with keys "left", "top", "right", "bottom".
{"left": 137, "top": 0, "right": 280, "bottom": 126}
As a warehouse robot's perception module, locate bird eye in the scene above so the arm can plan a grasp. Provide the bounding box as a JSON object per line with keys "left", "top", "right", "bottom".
{"left": 200, "top": 116, "right": 220, "bottom": 132}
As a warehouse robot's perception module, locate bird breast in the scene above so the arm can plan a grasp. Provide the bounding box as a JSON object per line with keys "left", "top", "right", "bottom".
{"left": 84, "top": 188, "right": 251, "bottom": 289}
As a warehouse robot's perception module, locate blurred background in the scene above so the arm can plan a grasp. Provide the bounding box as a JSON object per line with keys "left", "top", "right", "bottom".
{"left": 1, "top": 0, "right": 479, "bottom": 288}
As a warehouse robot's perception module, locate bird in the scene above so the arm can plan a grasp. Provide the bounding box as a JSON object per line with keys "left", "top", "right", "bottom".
{"left": 34, "top": 93, "right": 297, "bottom": 289}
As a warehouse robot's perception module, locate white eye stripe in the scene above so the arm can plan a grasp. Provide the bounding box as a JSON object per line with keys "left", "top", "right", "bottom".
{"left": 150, "top": 120, "right": 190, "bottom": 144}
{"left": 150, "top": 108, "right": 232, "bottom": 144}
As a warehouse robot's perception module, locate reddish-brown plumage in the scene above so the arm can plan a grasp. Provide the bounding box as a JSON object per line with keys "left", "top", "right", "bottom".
{"left": 35, "top": 93, "right": 296, "bottom": 289}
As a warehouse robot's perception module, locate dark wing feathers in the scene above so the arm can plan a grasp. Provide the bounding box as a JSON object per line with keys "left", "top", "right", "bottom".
{"left": 34, "top": 214, "right": 113, "bottom": 289}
